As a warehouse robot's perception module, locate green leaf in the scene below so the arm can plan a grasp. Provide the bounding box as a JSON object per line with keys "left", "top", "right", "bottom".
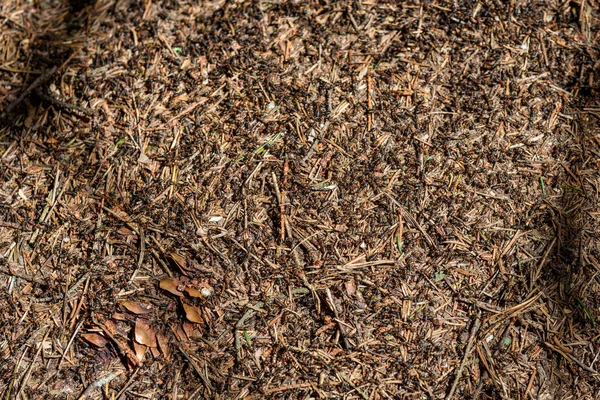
{"left": 434, "top": 272, "right": 446, "bottom": 281}
{"left": 243, "top": 329, "right": 251, "bottom": 346}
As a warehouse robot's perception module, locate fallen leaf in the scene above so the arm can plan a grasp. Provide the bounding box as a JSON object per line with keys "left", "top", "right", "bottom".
{"left": 134, "top": 319, "right": 158, "bottom": 347}
{"left": 169, "top": 252, "right": 189, "bottom": 272}
{"left": 102, "top": 319, "right": 117, "bottom": 335}
{"left": 159, "top": 277, "right": 183, "bottom": 297}
{"left": 182, "top": 302, "right": 203, "bottom": 323}
{"left": 112, "top": 312, "right": 129, "bottom": 321}
{"left": 117, "top": 227, "right": 133, "bottom": 235}
{"left": 157, "top": 332, "right": 171, "bottom": 361}
{"left": 150, "top": 346, "right": 161, "bottom": 358}
{"left": 171, "top": 324, "right": 187, "bottom": 342}
{"left": 133, "top": 342, "right": 147, "bottom": 363}
{"left": 81, "top": 333, "right": 107, "bottom": 347}
{"left": 182, "top": 322, "right": 197, "bottom": 339}
{"left": 122, "top": 301, "right": 153, "bottom": 315}
{"left": 345, "top": 280, "right": 356, "bottom": 296}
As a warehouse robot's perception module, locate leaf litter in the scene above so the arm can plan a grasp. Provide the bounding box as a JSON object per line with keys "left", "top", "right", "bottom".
{"left": 0, "top": 0, "right": 599, "bottom": 398}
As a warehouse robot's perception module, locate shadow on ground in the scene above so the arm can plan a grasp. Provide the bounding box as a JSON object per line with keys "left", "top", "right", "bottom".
{"left": 0, "top": 0, "right": 94, "bottom": 129}
{"left": 534, "top": 32, "right": 600, "bottom": 394}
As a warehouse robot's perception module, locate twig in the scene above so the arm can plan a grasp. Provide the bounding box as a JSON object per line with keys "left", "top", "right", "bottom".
{"left": 545, "top": 342, "right": 599, "bottom": 375}
{"left": 78, "top": 371, "right": 120, "bottom": 400}
{"left": 137, "top": 224, "right": 145, "bottom": 269}
{"left": 325, "top": 288, "right": 351, "bottom": 349}
{"left": 174, "top": 340, "right": 214, "bottom": 392}
{"left": 69, "top": 274, "right": 91, "bottom": 330}
{"left": 264, "top": 382, "right": 313, "bottom": 394}
{"left": 16, "top": 328, "right": 50, "bottom": 399}
{"left": 115, "top": 368, "right": 140, "bottom": 400}
{"left": 34, "top": 87, "right": 94, "bottom": 116}
{"left": 447, "top": 314, "right": 481, "bottom": 400}
{"left": 301, "top": 121, "right": 330, "bottom": 164}
{"left": 57, "top": 320, "right": 85, "bottom": 370}
{"left": 280, "top": 159, "right": 289, "bottom": 244}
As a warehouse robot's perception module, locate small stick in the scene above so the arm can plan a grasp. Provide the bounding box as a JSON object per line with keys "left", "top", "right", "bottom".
{"left": 545, "top": 341, "right": 599, "bottom": 375}
{"left": 301, "top": 121, "right": 330, "bottom": 164}
{"left": 34, "top": 87, "right": 94, "bottom": 116}
{"left": 137, "top": 224, "right": 145, "bottom": 269}
{"left": 325, "top": 288, "right": 351, "bottom": 349}
{"left": 447, "top": 314, "right": 481, "bottom": 400}
{"left": 396, "top": 209, "right": 404, "bottom": 253}
{"left": 367, "top": 71, "right": 373, "bottom": 132}
{"left": 78, "top": 371, "right": 120, "bottom": 400}
{"left": 174, "top": 340, "right": 214, "bottom": 392}
{"left": 69, "top": 274, "right": 91, "bottom": 330}
{"left": 114, "top": 368, "right": 140, "bottom": 400}
{"left": 280, "top": 159, "right": 289, "bottom": 244}
{"left": 15, "top": 328, "right": 50, "bottom": 399}
{"left": 57, "top": 320, "right": 85, "bottom": 370}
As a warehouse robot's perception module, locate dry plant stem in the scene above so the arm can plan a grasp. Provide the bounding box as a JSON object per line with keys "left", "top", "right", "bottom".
{"left": 57, "top": 320, "right": 84, "bottom": 371}
{"left": 4, "top": 350, "right": 25, "bottom": 400}
{"left": 446, "top": 314, "right": 481, "bottom": 400}
{"left": 33, "top": 87, "right": 94, "bottom": 116}
{"left": 77, "top": 371, "right": 119, "bottom": 400}
{"left": 115, "top": 368, "right": 140, "bottom": 400}
{"left": 367, "top": 72, "right": 373, "bottom": 132}
{"left": 280, "top": 159, "right": 289, "bottom": 244}
{"left": 15, "top": 328, "right": 50, "bottom": 399}
{"left": 175, "top": 341, "right": 214, "bottom": 392}
{"left": 264, "top": 382, "right": 313, "bottom": 394}
{"left": 301, "top": 120, "right": 330, "bottom": 164}
{"left": 544, "top": 342, "right": 599, "bottom": 375}
{"left": 325, "top": 287, "right": 351, "bottom": 349}
{"left": 69, "top": 274, "right": 91, "bottom": 330}
{"left": 137, "top": 224, "right": 145, "bottom": 269}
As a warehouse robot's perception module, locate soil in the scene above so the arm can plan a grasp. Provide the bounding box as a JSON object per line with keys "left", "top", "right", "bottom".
{"left": 1, "top": 0, "right": 600, "bottom": 398}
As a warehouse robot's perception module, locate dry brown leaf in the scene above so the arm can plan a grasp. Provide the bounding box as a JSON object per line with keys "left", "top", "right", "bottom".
{"left": 157, "top": 332, "right": 171, "bottom": 361}
{"left": 345, "top": 280, "right": 356, "bottom": 296}
{"left": 134, "top": 319, "right": 158, "bottom": 347}
{"left": 117, "top": 227, "right": 133, "bottom": 235}
{"left": 159, "top": 277, "right": 183, "bottom": 297}
{"left": 81, "top": 333, "right": 107, "bottom": 348}
{"left": 172, "top": 324, "right": 187, "bottom": 342}
{"left": 182, "top": 302, "right": 203, "bottom": 323}
{"left": 182, "top": 322, "right": 198, "bottom": 339}
{"left": 169, "top": 252, "right": 189, "bottom": 272}
{"left": 133, "top": 342, "right": 147, "bottom": 363}
{"left": 103, "top": 319, "right": 117, "bottom": 335}
{"left": 112, "top": 312, "right": 129, "bottom": 321}
{"left": 150, "top": 346, "right": 161, "bottom": 358}
{"left": 122, "top": 301, "right": 153, "bottom": 315}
